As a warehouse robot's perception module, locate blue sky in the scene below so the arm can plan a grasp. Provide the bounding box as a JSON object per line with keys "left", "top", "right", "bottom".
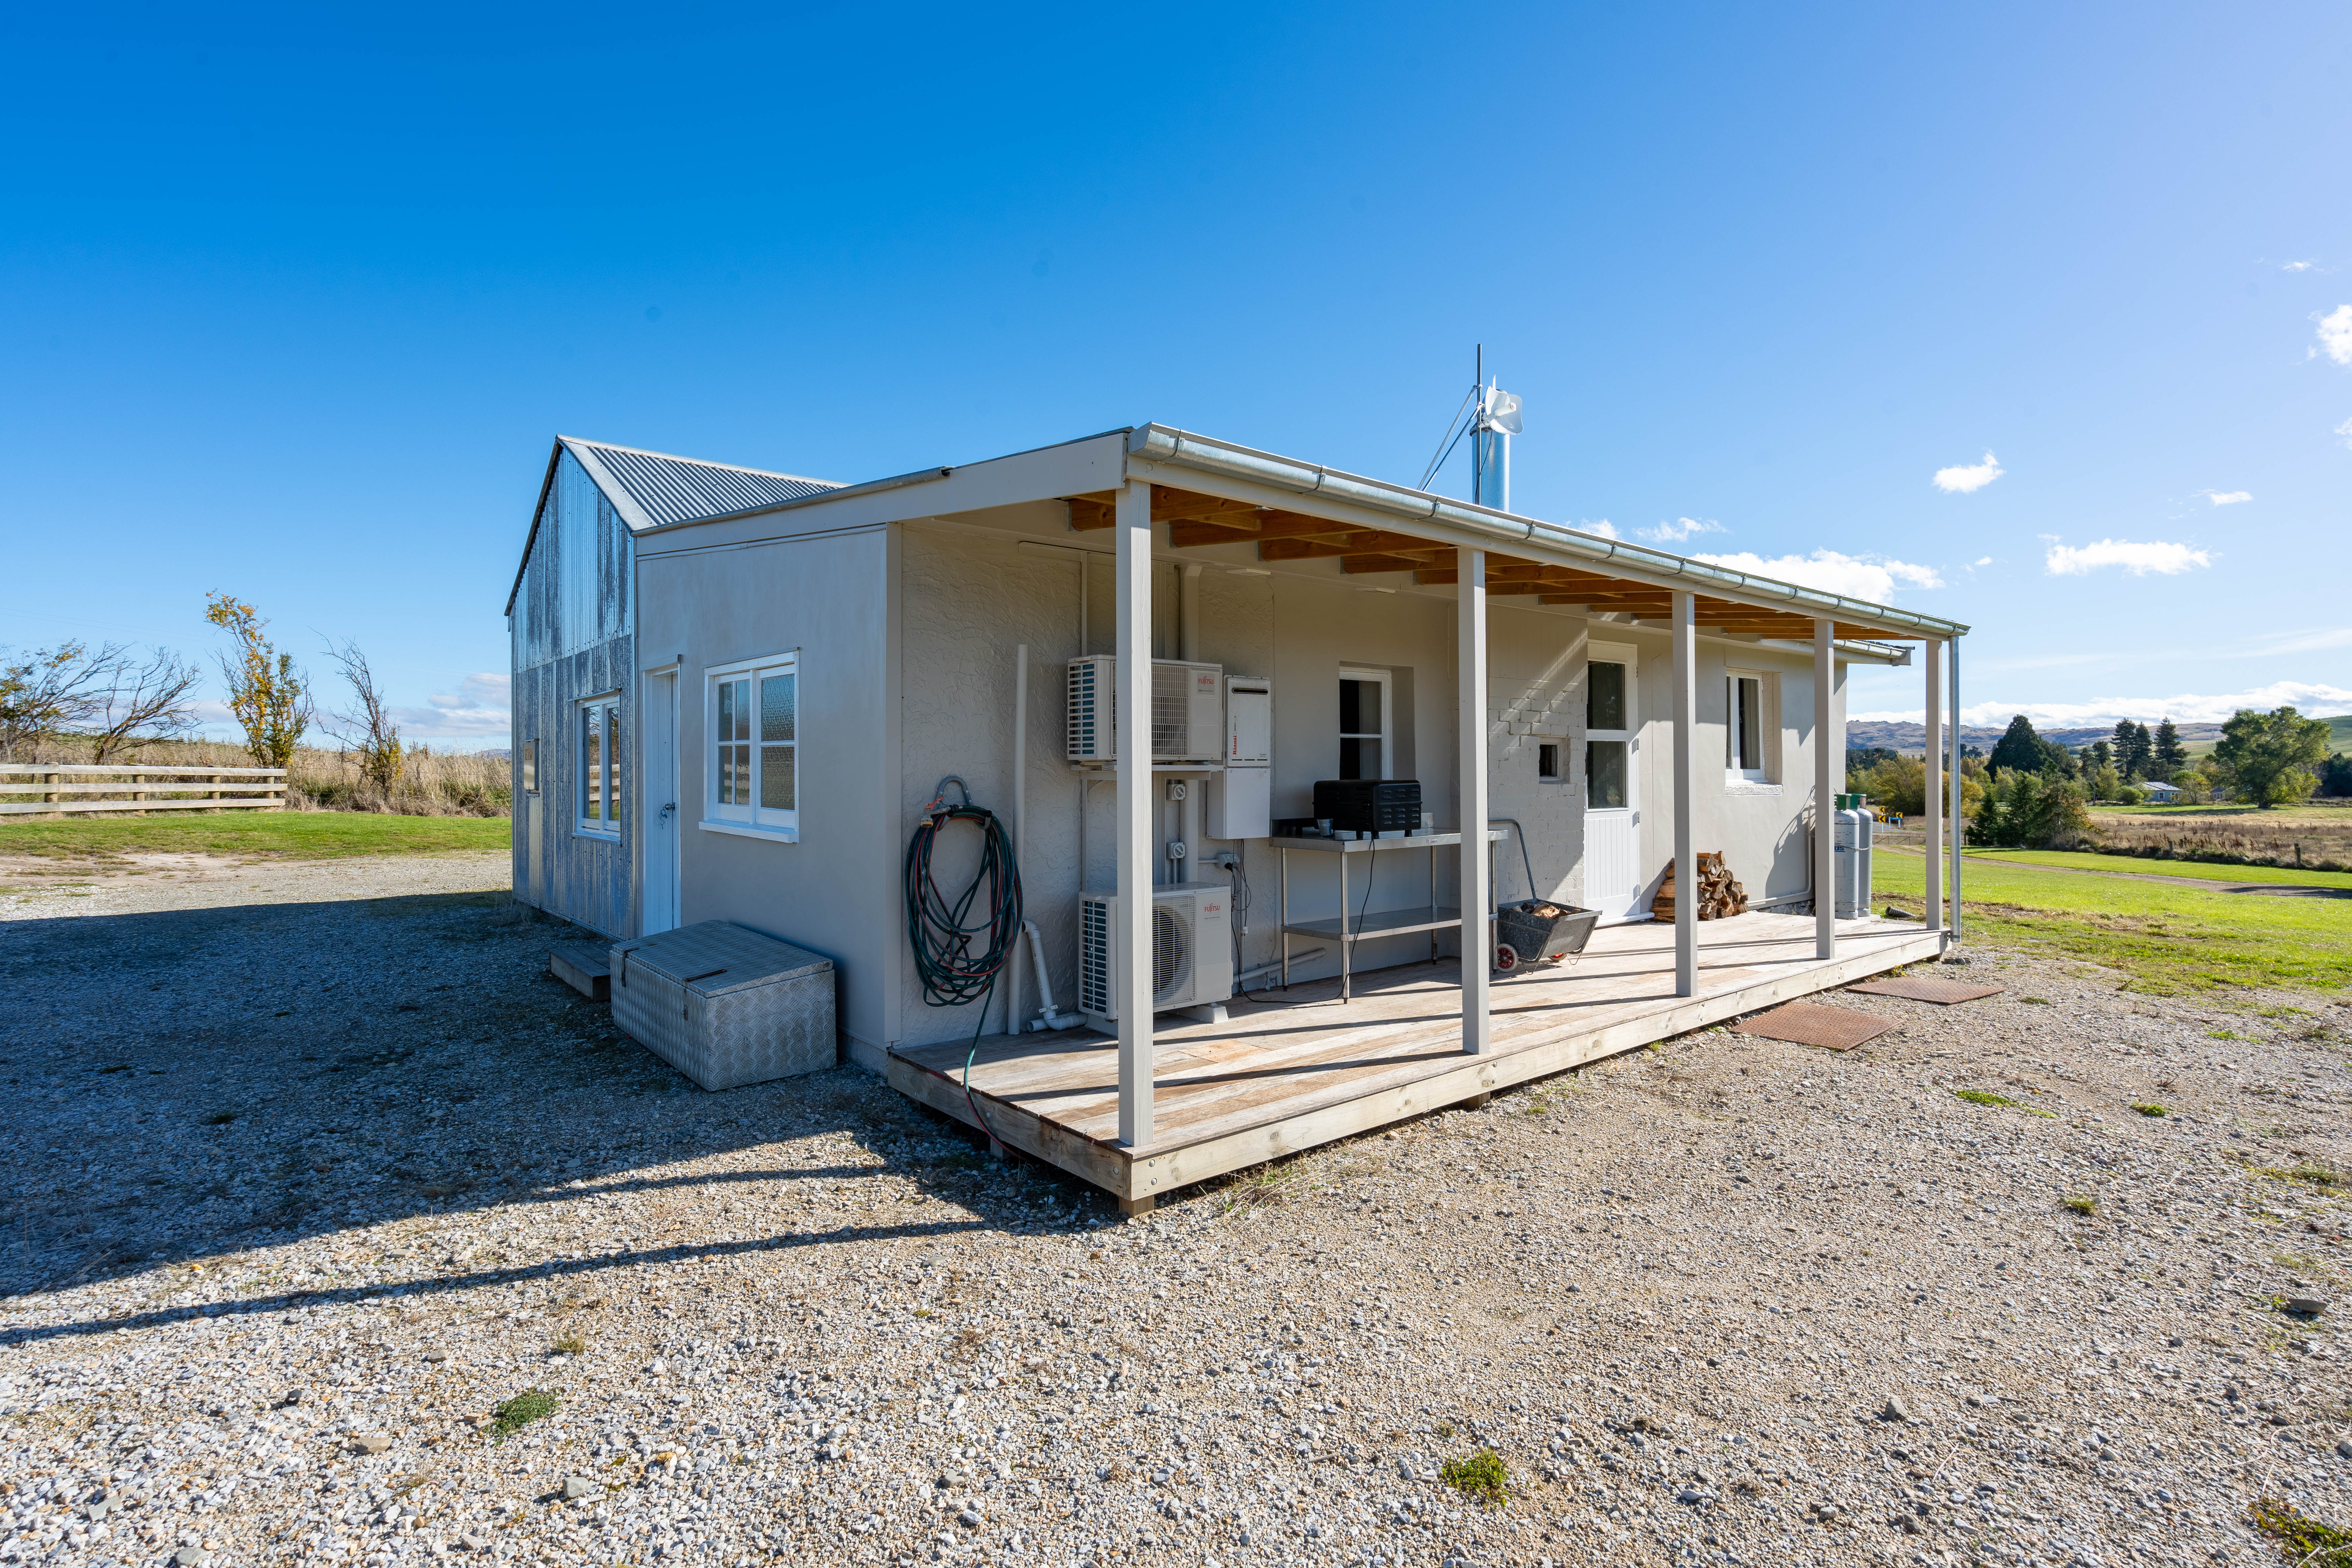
{"left": 4, "top": 2, "right": 2347, "bottom": 745}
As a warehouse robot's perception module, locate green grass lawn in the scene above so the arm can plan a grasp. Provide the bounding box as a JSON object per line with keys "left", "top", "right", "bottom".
{"left": 1960, "top": 847, "right": 2352, "bottom": 890}
{"left": 1876, "top": 847, "right": 2352, "bottom": 995}
{"left": 0, "top": 810, "right": 510, "bottom": 861}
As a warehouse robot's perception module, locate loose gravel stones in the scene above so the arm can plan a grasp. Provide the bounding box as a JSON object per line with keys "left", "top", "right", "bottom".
{"left": 1, "top": 849, "right": 2349, "bottom": 1566}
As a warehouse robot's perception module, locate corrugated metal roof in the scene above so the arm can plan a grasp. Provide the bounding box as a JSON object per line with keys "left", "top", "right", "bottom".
{"left": 561, "top": 437, "right": 842, "bottom": 531}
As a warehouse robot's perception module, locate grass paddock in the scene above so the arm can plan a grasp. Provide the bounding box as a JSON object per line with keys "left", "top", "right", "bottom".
{"left": 1877, "top": 847, "right": 2352, "bottom": 996}
{"left": 0, "top": 811, "right": 511, "bottom": 862}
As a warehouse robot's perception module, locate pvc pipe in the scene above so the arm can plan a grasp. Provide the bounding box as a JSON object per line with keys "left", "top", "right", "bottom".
{"left": 1022, "top": 919, "right": 1082, "bottom": 1031}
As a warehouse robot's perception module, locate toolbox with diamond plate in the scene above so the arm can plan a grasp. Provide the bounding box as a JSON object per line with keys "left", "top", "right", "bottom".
{"left": 608, "top": 920, "right": 837, "bottom": 1090}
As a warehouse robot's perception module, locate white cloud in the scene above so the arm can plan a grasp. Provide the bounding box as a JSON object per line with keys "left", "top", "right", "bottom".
{"left": 1972, "top": 555, "right": 1992, "bottom": 567}
{"left": 2284, "top": 259, "right": 2319, "bottom": 273}
{"left": 2201, "top": 489, "right": 2252, "bottom": 505}
{"left": 1855, "top": 681, "right": 2352, "bottom": 729}
{"left": 2337, "top": 415, "right": 2352, "bottom": 451}
{"left": 2043, "top": 538, "right": 2214, "bottom": 576}
{"left": 394, "top": 672, "right": 511, "bottom": 738}
{"left": 1695, "top": 549, "right": 1944, "bottom": 603}
{"left": 1639, "top": 517, "right": 1725, "bottom": 543}
{"left": 1575, "top": 519, "right": 1621, "bottom": 540}
{"left": 2317, "top": 304, "right": 2352, "bottom": 366}
{"left": 1931, "top": 451, "right": 2004, "bottom": 493}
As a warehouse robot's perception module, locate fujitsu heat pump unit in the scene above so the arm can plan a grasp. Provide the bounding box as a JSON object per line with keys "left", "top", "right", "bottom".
{"left": 1066, "top": 657, "right": 1223, "bottom": 763}
{"left": 1077, "top": 882, "right": 1234, "bottom": 1023}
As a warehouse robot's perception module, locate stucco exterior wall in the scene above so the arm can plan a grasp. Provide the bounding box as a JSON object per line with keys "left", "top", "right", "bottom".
{"left": 634, "top": 524, "right": 897, "bottom": 1064}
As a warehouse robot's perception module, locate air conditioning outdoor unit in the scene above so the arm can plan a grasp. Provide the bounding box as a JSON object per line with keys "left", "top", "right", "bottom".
{"left": 1077, "top": 882, "right": 1235, "bottom": 1024}
{"left": 1066, "top": 657, "right": 1223, "bottom": 763}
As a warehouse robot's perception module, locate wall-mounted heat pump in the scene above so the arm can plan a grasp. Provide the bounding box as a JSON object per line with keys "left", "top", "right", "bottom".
{"left": 1066, "top": 657, "right": 1223, "bottom": 763}
{"left": 1078, "top": 882, "right": 1235, "bottom": 1022}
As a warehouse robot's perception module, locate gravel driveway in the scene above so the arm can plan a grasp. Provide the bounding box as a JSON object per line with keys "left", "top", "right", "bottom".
{"left": 2, "top": 851, "right": 2348, "bottom": 1568}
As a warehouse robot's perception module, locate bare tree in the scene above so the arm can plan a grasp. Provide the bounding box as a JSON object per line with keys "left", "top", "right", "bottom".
{"left": 86, "top": 648, "right": 203, "bottom": 762}
{"left": 324, "top": 639, "right": 403, "bottom": 794}
{"left": 0, "top": 641, "right": 128, "bottom": 759}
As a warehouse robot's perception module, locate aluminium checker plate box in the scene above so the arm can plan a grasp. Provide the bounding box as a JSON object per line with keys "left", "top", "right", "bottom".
{"left": 608, "top": 920, "right": 837, "bottom": 1091}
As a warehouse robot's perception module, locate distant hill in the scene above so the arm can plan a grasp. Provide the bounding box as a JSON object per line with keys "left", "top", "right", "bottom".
{"left": 1848, "top": 715, "right": 2351, "bottom": 759}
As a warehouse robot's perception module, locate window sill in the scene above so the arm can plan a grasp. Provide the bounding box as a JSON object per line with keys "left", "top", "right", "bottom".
{"left": 698, "top": 818, "right": 798, "bottom": 845}
{"left": 573, "top": 823, "right": 622, "bottom": 839}
{"left": 1722, "top": 779, "right": 1783, "bottom": 796}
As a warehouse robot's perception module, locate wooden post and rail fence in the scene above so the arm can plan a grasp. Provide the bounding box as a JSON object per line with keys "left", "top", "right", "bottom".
{"left": 0, "top": 764, "right": 287, "bottom": 818}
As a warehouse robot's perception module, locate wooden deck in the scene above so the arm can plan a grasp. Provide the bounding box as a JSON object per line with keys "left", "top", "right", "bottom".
{"left": 886, "top": 911, "right": 1944, "bottom": 1208}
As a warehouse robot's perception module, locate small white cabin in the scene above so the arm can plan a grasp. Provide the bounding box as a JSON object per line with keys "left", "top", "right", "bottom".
{"left": 508, "top": 424, "right": 1970, "bottom": 1209}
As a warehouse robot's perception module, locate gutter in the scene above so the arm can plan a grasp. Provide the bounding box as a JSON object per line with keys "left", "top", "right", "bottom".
{"left": 1126, "top": 425, "right": 1970, "bottom": 641}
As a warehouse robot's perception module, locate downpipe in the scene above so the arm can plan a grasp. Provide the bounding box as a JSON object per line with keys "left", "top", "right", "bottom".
{"left": 1022, "top": 919, "right": 1083, "bottom": 1032}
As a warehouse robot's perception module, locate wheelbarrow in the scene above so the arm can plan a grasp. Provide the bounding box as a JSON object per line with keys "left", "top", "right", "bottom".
{"left": 1495, "top": 900, "right": 1601, "bottom": 972}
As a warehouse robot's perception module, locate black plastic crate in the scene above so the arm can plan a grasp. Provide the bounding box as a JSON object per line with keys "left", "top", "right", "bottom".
{"left": 1312, "top": 778, "right": 1422, "bottom": 834}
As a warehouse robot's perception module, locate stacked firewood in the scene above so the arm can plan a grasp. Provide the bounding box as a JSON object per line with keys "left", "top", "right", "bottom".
{"left": 1651, "top": 851, "right": 1748, "bottom": 921}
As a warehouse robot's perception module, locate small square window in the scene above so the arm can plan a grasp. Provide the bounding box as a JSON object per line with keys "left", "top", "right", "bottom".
{"left": 1537, "top": 742, "right": 1562, "bottom": 781}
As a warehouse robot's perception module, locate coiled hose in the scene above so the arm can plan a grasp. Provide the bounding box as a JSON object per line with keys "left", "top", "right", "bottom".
{"left": 903, "top": 777, "right": 1022, "bottom": 1150}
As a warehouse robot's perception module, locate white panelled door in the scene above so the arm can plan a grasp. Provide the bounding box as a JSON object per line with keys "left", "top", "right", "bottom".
{"left": 641, "top": 670, "right": 681, "bottom": 936}
{"left": 1583, "top": 645, "right": 1643, "bottom": 921}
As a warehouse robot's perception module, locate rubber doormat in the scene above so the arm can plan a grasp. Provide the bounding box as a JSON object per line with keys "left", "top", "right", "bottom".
{"left": 1729, "top": 1001, "right": 1895, "bottom": 1052}
{"left": 1848, "top": 975, "right": 2004, "bottom": 1004}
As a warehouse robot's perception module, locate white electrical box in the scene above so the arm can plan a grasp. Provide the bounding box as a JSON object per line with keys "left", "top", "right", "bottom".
{"left": 1208, "top": 765, "right": 1270, "bottom": 839}
{"left": 1065, "top": 657, "right": 1223, "bottom": 763}
{"left": 1225, "top": 677, "right": 1271, "bottom": 765}
{"left": 1077, "top": 882, "right": 1235, "bottom": 1024}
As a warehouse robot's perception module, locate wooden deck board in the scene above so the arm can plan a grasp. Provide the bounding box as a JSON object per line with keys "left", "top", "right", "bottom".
{"left": 888, "top": 910, "right": 1942, "bottom": 1201}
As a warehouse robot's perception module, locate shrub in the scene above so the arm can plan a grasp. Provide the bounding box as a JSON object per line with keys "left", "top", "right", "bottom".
{"left": 491, "top": 1388, "right": 558, "bottom": 1438}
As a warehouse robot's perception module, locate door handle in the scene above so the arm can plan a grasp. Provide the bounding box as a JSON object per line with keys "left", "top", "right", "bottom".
{"left": 659, "top": 802, "right": 677, "bottom": 821}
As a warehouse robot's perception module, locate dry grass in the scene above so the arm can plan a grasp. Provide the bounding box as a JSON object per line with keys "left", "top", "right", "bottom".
{"left": 2089, "top": 806, "right": 2352, "bottom": 873}
{"left": 3, "top": 736, "right": 509, "bottom": 818}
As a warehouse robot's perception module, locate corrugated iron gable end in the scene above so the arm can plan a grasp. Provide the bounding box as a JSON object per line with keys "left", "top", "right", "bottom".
{"left": 564, "top": 438, "right": 842, "bottom": 529}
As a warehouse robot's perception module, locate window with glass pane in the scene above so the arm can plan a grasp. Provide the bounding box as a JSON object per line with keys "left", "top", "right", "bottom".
{"left": 1726, "top": 675, "right": 1763, "bottom": 775}
{"left": 716, "top": 677, "right": 752, "bottom": 806}
{"left": 760, "top": 673, "right": 795, "bottom": 810}
{"left": 1587, "top": 739, "right": 1628, "bottom": 808}
{"left": 707, "top": 656, "right": 800, "bottom": 835}
{"left": 1338, "top": 674, "right": 1386, "bottom": 780}
{"left": 1587, "top": 661, "right": 1626, "bottom": 731}
{"left": 576, "top": 698, "right": 620, "bottom": 832}
{"left": 580, "top": 704, "right": 603, "bottom": 821}
{"left": 521, "top": 739, "right": 537, "bottom": 794}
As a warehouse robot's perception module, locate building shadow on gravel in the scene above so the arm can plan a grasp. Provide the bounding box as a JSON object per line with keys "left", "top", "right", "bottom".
{"left": 0, "top": 889, "right": 1116, "bottom": 1346}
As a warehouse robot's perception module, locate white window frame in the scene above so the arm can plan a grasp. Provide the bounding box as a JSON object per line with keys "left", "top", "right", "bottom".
{"left": 703, "top": 651, "right": 800, "bottom": 844}
{"left": 1337, "top": 666, "right": 1393, "bottom": 781}
{"left": 1724, "top": 668, "right": 1782, "bottom": 790}
{"left": 575, "top": 693, "right": 621, "bottom": 837}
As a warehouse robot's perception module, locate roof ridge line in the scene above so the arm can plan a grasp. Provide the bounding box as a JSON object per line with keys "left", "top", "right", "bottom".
{"left": 556, "top": 434, "right": 843, "bottom": 489}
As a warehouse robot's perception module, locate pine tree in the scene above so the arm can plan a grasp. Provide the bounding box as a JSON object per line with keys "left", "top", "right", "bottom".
{"left": 2152, "top": 717, "right": 2187, "bottom": 777}
{"left": 1989, "top": 714, "right": 2048, "bottom": 776}
{"left": 2114, "top": 719, "right": 2153, "bottom": 780}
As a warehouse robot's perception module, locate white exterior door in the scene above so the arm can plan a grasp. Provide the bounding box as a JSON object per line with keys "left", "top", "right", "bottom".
{"left": 641, "top": 670, "right": 681, "bottom": 936}
{"left": 1583, "top": 645, "right": 1643, "bottom": 921}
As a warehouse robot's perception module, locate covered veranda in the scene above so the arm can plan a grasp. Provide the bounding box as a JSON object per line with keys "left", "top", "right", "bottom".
{"left": 891, "top": 425, "right": 1972, "bottom": 1211}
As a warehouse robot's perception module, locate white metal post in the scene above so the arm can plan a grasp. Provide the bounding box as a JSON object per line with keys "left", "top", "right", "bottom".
{"left": 1814, "top": 617, "right": 1837, "bottom": 960}
{"left": 1923, "top": 638, "right": 1943, "bottom": 939}
{"left": 1949, "top": 638, "right": 1963, "bottom": 941}
{"left": 1671, "top": 591, "right": 1698, "bottom": 997}
{"left": 1114, "top": 480, "right": 1155, "bottom": 1146}
{"left": 1008, "top": 643, "right": 1028, "bottom": 1035}
{"left": 1458, "top": 546, "right": 1491, "bottom": 1054}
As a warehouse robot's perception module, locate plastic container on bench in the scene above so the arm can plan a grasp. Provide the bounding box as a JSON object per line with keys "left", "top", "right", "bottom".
{"left": 608, "top": 920, "right": 837, "bottom": 1090}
